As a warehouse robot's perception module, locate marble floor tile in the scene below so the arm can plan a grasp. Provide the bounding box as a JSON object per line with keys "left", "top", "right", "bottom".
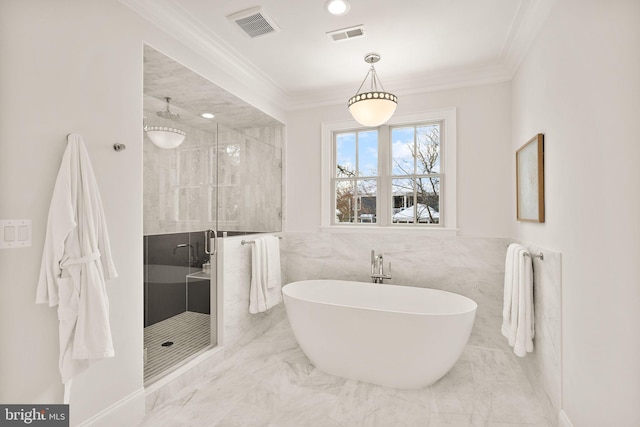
{"left": 215, "top": 401, "right": 276, "bottom": 427}
{"left": 138, "top": 318, "right": 551, "bottom": 427}
{"left": 487, "top": 381, "right": 548, "bottom": 425}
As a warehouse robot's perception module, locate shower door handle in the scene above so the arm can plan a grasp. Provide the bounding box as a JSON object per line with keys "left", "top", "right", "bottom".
{"left": 205, "top": 229, "right": 217, "bottom": 257}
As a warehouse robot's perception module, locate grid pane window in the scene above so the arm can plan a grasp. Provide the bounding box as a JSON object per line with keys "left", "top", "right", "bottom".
{"left": 391, "top": 127, "right": 415, "bottom": 175}
{"left": 358, "top": 131, "right": 378, "bottom": 176}
{"left": 391, "top": 178, "right": 415, "bottom": 223}
{"left": 357, "top": 179, "right": 377, "bottom": 223}
{"left": 335, "top": 180, "right": 356, "bottom": 223}
{"left": 416, "top": 124, "right": 440, "bottom": 174}
{"left": 334, "top": 130, "right": 378, "bottom": 224}
{"left": 417, "top": 177, "right": 440, "bottom": 224}
{"left": 391, "top": 123, "right": 441, "bottom": 225}
{"left": 336, "top": 132, "right": 356, "bottom": 178}
{"left": 332, "top": 120, "right": 443, "bottom": 227}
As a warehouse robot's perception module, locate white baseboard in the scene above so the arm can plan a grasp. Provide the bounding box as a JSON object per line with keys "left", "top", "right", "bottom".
{"left": 558, "top": 409, "right": 574, "bottom": 427}
{"left": 75, "top": 388, "right": 145, "bottom": 427}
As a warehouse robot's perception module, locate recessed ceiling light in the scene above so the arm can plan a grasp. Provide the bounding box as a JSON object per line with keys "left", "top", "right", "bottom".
{"left": 326, "top": 0, "right": 350, "bottom": 16}
{"left": 201, "top": 112, "right": 215, "bottom": 119}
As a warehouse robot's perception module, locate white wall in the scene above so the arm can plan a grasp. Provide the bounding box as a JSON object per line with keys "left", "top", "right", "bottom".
{"left": 0, "top": 1, "right": 285, "bottom": 425}
{"left": 285, "top": 82, "right": 513, "bottom": 238}
{"left": 511, "top": 0, "right": 640, "bottom": 425}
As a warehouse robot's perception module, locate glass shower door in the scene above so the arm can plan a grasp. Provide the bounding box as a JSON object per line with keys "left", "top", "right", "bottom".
{"left": 143, "top": 123, "right": 219, "bottom": 384}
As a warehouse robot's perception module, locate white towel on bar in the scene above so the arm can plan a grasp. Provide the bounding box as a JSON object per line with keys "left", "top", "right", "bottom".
{"left": 264, "top": 235, "right": 282, "bottom": 289}
{"left": 249, "top": 236, "right": 282, "bottom": 314}
{"left": 501, "top": 243, "right": 535, "bottom": 357}
{"left": 501, "top": 243, "right": 519, "bottom": 337}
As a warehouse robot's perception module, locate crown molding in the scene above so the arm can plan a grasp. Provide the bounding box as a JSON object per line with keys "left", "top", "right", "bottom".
{"left": 500, "top": 0, "right": 558, "bottom": 75}
{"left": 284, "top": 0, "right": 558, "bottom": 111}
{"left": 284, "top": 62, "right": 514, "bottom": 111}
{"left": 121, "top": 0, "right": 557, "bottom": 113}
{"left": 120, "top": 0, "right": 290, "bottom": 108}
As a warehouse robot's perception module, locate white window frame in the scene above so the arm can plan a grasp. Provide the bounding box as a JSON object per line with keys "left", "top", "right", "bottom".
{"left": 321, "top": 108, "right": 457, "bottom": 235}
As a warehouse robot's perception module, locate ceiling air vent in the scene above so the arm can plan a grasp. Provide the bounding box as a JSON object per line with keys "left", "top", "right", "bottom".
{"left": 327, "top": 25, "right": 365, "bottom": 42}
{"left": 227, "top": 6, "right": 280, "bottom": 39}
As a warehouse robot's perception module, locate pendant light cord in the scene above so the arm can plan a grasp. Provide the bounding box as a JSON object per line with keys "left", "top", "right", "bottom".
{"left": 353, "top": 65, "right": 387, "bottom": 95}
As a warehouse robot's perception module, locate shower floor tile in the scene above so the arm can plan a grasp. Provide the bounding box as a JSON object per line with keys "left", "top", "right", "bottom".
{"left": 144, "top": 311, "right": 211, "bottom": 382}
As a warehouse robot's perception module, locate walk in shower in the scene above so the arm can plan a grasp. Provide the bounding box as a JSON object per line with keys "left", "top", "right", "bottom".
{"left": 143, "top": 46, "right": 283, "bottom": 383}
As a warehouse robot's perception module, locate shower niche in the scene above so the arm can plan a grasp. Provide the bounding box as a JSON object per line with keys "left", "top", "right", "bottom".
{"left": 143, "top": 45, "right": 283, "bottom": 384}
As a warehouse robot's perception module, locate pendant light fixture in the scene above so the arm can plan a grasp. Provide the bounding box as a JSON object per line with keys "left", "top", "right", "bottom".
{"left": 145, "top": 97, "right": 186, "bottom": 149}
{"left": 348, "top": 53, "right": 398, "bottom": 127}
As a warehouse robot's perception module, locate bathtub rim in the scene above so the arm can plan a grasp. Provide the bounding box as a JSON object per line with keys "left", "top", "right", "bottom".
{"left": 283, "top": 279, "right": 478, "bottom": 317}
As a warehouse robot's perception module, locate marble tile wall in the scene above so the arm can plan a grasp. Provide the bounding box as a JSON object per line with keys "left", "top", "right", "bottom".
{"left": 217, "top": 127, "right": 283, "bottom": 233}
{"left": 282, "top": 232, "right": 512, "bottom": 351}
{"left": 144, "top": 125, "right": 215, "bottom": 235}
{"left": 518, "top": 243, "right": 562, "bottom": 423}
{"left": 220, "top": 235, "right": 286, "bottom": 356}
{"left": 144, "top": 123, "right": 283, "bottom": 236}
{"left": 281, "top": 231, "right": 561, "bottom": 425}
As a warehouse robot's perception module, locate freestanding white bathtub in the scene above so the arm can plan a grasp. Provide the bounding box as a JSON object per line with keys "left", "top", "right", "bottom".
{"left": 282, "top": 279, "right": 477, "bottom": 389}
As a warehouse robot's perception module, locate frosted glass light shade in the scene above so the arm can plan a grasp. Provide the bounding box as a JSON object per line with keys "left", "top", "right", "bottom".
{"left": 145, "top": 126, "right": 186, "bottom": 149}
{"left": 348, "top": 92, "right": 398, "bottom": 127}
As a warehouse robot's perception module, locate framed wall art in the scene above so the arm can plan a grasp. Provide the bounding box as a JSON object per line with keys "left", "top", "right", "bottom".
{"left": 516, "top": 133, "right": 545, "bottom": 222}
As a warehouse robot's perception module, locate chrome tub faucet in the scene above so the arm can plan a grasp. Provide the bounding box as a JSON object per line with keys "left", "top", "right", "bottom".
{"left": 371, "top": 250, "right": 391, "bottom": 283}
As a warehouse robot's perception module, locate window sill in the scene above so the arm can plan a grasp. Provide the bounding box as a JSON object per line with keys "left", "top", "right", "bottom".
{"left": 320, "top": 226, "right": 459, "bottom": 237}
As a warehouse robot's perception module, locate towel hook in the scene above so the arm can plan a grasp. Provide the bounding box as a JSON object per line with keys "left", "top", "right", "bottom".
{"left": 66, "top": 134, "right": 125, "bottom": 152}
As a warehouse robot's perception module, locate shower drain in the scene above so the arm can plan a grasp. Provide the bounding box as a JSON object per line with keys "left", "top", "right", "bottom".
{"left": 161, "top": 341, "right": 174, "bottom": 347}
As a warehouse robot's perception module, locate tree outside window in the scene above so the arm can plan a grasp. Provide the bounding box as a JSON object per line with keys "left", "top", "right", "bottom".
{"left": 335, "top": 131, "right": 378, "bottom": 223}
{"left": 391, "top": 124, "right": 441, "bottom": 224}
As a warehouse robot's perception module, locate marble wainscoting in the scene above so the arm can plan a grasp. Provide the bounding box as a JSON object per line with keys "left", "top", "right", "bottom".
{"left": 220, "top": 235, "right": 286, "bottom": 356}
{"left": 281, "top": 232, "right": 515, "bottom": 353}
{"left": 138, "top": 315, "right": 550, "bottom": 426}
{"left": 517, "top": 243, "right": 562, "bottom": 424}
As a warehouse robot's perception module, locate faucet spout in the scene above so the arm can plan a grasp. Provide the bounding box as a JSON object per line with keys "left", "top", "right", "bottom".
{"left": 173, "top": 243, "right": 199, "bottom": 266}
{"left": 371, "top": 250, "right": 376, "bottom": 276}
{"left": 173, "top": 243, "right": 192, "bottom": 254}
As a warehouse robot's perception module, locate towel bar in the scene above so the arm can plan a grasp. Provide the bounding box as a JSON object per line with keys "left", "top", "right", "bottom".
{"left": 525, "top": 252, "right": 544, "bottom": 260}
{"left": 241, "top": 236, "right": 282, "bottom": 245}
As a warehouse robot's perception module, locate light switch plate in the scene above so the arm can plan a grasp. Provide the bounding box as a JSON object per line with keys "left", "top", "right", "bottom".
{"left": 0, "top": 219, "right": 32, "bottom": 249}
